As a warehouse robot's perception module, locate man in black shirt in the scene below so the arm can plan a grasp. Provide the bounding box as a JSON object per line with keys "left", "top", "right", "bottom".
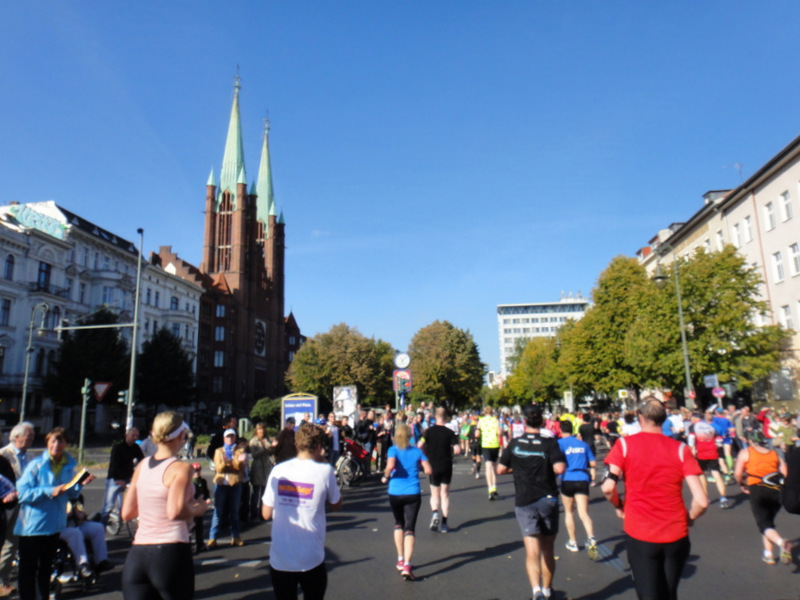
{"left": 100, "top": 427, "right": 144, "bottom": 524}
{"left": 207, "top": 415, "right": 237, "bottom": 460}
{"left": 418, "top": 407, "right": 461, "bottom": 533}
{"left": 498, "top": 403, "right": 565, "bottom": 600}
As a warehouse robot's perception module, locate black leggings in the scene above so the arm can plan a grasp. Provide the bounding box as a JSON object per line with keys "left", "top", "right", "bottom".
{"left": 122, "top": 543, "right": 195, "bottom": 600}
{"left": 748, "top": 484, "right": 782, "bottom": 533}
{"left": 270, "top": 562, "right": 327, "bottom": 600}
{"left": 18, "top": 534, "right": 59, "bottom": 600}
{"left": 390, "top": 494, "right": 422, "bottom": 534}
{"left": 626, "top": 534, "right": 690, "bottom": 600}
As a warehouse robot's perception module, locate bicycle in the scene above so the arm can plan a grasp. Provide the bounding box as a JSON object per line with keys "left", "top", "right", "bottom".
{"left": 104, "top": 485, "right": 137, "bottom": 539}
{"left": 335, "top": 447, "right": 365, "bottom": 489}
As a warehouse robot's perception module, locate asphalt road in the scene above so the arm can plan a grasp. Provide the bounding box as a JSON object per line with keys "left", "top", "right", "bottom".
{"left": 60, "top": 453, "right": 800, "bottom": 600}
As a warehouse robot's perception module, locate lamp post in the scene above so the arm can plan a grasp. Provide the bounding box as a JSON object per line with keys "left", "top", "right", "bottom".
{"left": 652, "top": 257, "right": 695, "bottom": 410}
{"left": 21, "top": 302, "right": 50, "bottom": 422}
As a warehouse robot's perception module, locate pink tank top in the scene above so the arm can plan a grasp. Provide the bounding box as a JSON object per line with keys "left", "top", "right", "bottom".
{"left": 133, "top": 456, "right": 193, "bottom": 545}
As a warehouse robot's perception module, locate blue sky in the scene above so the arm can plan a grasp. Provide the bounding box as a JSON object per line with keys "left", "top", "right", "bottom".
{"left": 3, "top": 2, "right": 800, "bottom": 375}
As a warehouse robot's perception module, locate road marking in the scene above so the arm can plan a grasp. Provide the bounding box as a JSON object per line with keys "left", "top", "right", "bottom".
{"left": 198, "top": 558, "right": 267, "bottom": 568}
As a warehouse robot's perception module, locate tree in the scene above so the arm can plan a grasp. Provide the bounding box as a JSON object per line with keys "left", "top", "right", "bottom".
{"left": 505, "top": 336, "right": 561, "bottom": 403}
{"left": 45, "top": 307, "right": 130, "bottom": 406}
{"left": 625, "top": 246, "right": 791, "bottom": 395}
{"left": 407, "top": 320, "right": 485, "bottom": 412}
{"left": 137, "top": 327, "right": 194, "bottom": 408}
{"left": 250, "top": 397, "right": 282, "bottom": 429}
{"left": 285, "top": 323, "right": 395, "bottom": 409}
{"left": 561, "top": 256, "right": 650, "bottom": 396}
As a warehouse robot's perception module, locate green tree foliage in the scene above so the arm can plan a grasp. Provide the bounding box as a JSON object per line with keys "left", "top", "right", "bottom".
{"left": 250, "top": 397, "right": 282, "bottom": 429}
{"left": 45, "top": 308, "right": 130, "bottom": 406}
{"left": 625, "top": 246, "right": 791, "bottom": 391}
{"left": 137, "top": 327, "right": 194, "bottom": 408}
{"left": 408, "top": 320, "right": 485, "bottom": 412}
{"left": 285, "top": 323, "right": 395, "bottom": 408}
{"left": 505, "top": 337, "right": 560, "bottom": 402}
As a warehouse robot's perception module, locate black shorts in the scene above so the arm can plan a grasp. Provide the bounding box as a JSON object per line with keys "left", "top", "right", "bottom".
{"left": 698, "top": 459, "right": 719, "bottom": 473}
{"left": 749, "top": 484, "right": 782, "bottom": 534}
{"left": 482, "top": 447, "right": 500, "bottom": 462}
{"left": 429, "top": 465, "right": 453, "bottom": 486}
{"left": 515, "top": 496, "right": 559, "bottom": 537}
{"left": 560, "top": 480, "right": 590, "bottom": 498}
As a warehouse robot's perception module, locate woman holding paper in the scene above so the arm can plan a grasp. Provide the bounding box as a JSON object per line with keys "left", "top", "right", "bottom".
{"left": 122, "top": 411, "right": 207, "bottom": 600}
{"left": 16, "top": 427, "right": 94, "bottom": 600}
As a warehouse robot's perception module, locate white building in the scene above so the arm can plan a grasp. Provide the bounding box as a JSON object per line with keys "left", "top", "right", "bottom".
{"left": 0, "top": 201, "right": 201, "bottom": 432}
{"left": 497, "top": 294, "right": 589, "bottom": 377}
{"left": 636, "top": 132, "right": 800, "bottom": 403}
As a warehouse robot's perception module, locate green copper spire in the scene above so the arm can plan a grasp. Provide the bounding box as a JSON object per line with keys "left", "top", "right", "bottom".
{"left": 218, "top": 74, "right": 246, "bottom": 208}
{"left": 278, "top": 210, "right": 285, "bottom": 224}
{"left": 256, "top": 118, "right": 276, "bottom": 225}
{"left": 207, "top": 168, "right": 216, "bottom": 187}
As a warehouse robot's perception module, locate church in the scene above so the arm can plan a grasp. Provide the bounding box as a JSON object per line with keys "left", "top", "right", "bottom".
{"left": 159, "top": 76, "right": 302, "bottom": 413}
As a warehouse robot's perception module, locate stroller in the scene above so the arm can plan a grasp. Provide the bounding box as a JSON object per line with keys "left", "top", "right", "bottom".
{"left": 335, "top": 437, "right": 369, "bottom": 488}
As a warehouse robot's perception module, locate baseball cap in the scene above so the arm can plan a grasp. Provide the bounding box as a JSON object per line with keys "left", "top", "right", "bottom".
{"left": 286, "top": 416, "right": 296, "bottom": 424}
{"left": 224, "top": 428, "right": 237, "bottom": 437}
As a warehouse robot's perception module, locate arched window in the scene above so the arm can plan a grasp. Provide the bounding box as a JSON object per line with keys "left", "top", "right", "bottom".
{"left": 170, "top": 296, "right": 179, "bottom": 310}
{"left": 3, "top": 255, "right": 13, "bottom": 281}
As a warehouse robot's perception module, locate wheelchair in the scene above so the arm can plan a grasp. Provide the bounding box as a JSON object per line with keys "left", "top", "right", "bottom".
{"left": 49, "top": 538, "right": 97, "bottom": 600}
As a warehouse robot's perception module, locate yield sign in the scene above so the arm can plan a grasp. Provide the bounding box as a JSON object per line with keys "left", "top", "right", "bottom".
{"left": 94, "top": 382, "right": 112, "bottom": 402}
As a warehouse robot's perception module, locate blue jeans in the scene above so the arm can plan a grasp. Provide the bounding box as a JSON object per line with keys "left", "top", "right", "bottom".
{"left": 101, "top": 478, "right": 126, "bottom": 522}
{"left": 210, "top": 484, "right": 242, "bottom": 540}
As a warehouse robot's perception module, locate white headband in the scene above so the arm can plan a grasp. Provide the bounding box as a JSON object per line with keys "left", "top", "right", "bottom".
{"left": 166, "top": 422, "right": 189, "bottom": 441}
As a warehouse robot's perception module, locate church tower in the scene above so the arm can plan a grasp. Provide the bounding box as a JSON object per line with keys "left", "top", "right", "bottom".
{"left": 198, "top": 76, "right": 288, "bottom": 411}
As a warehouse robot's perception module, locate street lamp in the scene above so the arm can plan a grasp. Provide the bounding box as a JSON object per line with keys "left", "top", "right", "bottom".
{"left": 21, "top": 302, "right": 49, "bottom": 422}
{"left": 652, "top": 256, "right": 695, "bottom": 409}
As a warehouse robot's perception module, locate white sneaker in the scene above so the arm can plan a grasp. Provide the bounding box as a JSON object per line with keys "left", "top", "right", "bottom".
{"left": 565, "top": 540, "right": 579, "bottom": 552}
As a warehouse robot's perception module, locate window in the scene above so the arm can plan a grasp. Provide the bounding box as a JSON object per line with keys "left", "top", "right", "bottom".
{"left": 65, "top": 278, "right": 73, "bottom": 301}
{"left": 153, "top": 320, "right": 159, "bottom": 332}
{"left": 715, "top": 230, "right": 724, "bottom": 251}
{"left": 3, "top": 255, "right": 13, "bottom": 281}
{"left": 144, "top": 319, "right": 149, "bottom": 333}
{"left": 0, "top": 347, "right": 5, "bottom": 374}
{"left": 781, "top": 191, "right": 794, "bottom": 221}
{"left": 102, "top": 286, "right": 113, "bottom": 305}
{"left": 216, "top": 304, "right": 225, "bottom": 318}
{"left": 214, "top": 351, "right": 225, "bottom": 367}
{"left": 215, "top": 326, "right": 225, "bottom": 342}
{"left": 212, "top": 376, "right": 223, "bottom": 394}
{"left": 744, "top": 215, "right": 753, "bottom": 243}
{"left": 289, "top": 335, "right": 296, "bottom": 345}
{"left": 171, "top": 323, "right": 180, "bottom": 337}
{"left": 170, "top": 296, "right": 179, "bottom": 310}
{"left": 773, "top": 251, "right": 785, "bottom": 282}
{"left": 704, "top": 238, "right": 711, "bottom": 252}
{"left": 79, "top": 282, "right": 87, "bottom": 304}
{"left": 780, "top": 305, "right": 793, "bottom": 330}
{"left": 37, "top": 262, "right": 51, "bottom": 292}
{"left": 145, "top": 288, "right": 151, "bottom": 305}
{"left": 154, "top": 291, "right": 160, "bottom": 308}
{"left": 732, "top": 223, "right": 741, "bottom": 248}
{"left": 0, "top": 299, "right": 9, "bottom": 326}
{"left": 791, "top": 244, "right": 800, "bottom": 276}
{"left": 49, "top": 306, "right": 60, "bottom": 330}
{"left": 765, "top": 202, "right": 776, "bottom": 231}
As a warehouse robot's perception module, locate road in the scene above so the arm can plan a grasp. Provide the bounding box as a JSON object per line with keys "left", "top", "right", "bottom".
{"left": 66, "top": 452, "right": 798, "bottom": 600}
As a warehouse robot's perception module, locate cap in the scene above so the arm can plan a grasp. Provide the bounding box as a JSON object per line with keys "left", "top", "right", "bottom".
{"left": 224, "top": 428, "right": 237, "bottom": 437}
{"left": 286, "top": 416, "right": 296, "bottom": 424}
{"left": 191, "top": 462, "right": 201, "bottom": 470}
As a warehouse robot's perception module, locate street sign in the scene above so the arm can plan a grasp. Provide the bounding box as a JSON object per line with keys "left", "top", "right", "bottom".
{"left": 704, "top": 374, "right": 719, "bottom": 389}
{"left": 688, "top": 389, "right": 696, "bottom": 399}
{"left": 333, "top": 385, "right": 357, "bottom": 417}
{"left": 618, "top": 389, "right": 628, "bottom": 399}
{"left": 393, "top": 369, "right": 412, "bottom": 393}
{"left": 712, "top": 386, "right": 726, "bottom": 399}
{"left": 94, "top": 382, "right": 112, "bottom": 402}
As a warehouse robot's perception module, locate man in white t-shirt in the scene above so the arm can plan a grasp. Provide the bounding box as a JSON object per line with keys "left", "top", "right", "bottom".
{"left": 263, "top": 423, "right": 342, "bottom": 600}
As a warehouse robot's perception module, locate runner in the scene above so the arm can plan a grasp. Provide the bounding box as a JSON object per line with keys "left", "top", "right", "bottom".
{"left": 468, "top": 415, "right": 482, "bottom": 479}
{"left": 477, "top": 407, "right": 502, "bottom": 500}
{"left": 602, "top": 398, "right": 708, "bottom": 600}
{"left": 557, "top": 421, "right": 598, "bottom": 558}
{"left": 734, "top": 430, "right": 791, "bottom": 565}
{"left": 689, "top": 411, "right": 730, "bottom": 508}
{"left": 418, "top": 407, "right": 462, "bottom": 533}
{"left": 498, "top": 403, "right": 565, "bottom": 600}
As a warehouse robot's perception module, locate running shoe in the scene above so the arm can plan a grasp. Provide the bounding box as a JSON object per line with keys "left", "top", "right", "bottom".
{"left": 401, "top": 564, "right": 415, "bottom": 580}
{"left": 719, "top": 498, "right": 730, "bottom": 509}
{"left": 533, "top": 592, "right": 545, "bottom": 600}
{"left": 440, "top": 522, "right": 449, "bottom": 533}
{"left": 430, "top": 511, "right": 440, "bottom": 531}
{"left": 586, "top": 537, "right": 599, "bottom": 561}
{"left": 781, "top": 540, "right": 792, "bottom": 565}
{"left": 565, "top": 540, "right": 579, "bottom": 553}
{"left": 475, "top": 471, "right": 480, "bottom": 480}
{"left": 762, "top": 553, "right": 776, "bottom": 565}
{"left": 396, "top": 559, "right": 405, "bottom": 571}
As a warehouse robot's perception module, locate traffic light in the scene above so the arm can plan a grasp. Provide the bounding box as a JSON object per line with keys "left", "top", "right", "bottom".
{"left": 81, "top": 378, "right": 92, "bottom": 405}
{"left": 118, "top": 390, "right": 128, "bottom": 404}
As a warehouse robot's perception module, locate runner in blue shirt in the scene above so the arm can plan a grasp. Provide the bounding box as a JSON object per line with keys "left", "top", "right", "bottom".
{"left": 557, "top": 421, "right": 598, "bottom": 558}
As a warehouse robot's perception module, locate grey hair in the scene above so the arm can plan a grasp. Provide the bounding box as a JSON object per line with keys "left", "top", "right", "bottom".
{"left": 9, "top": 422, "right": 34, "bottom": 442}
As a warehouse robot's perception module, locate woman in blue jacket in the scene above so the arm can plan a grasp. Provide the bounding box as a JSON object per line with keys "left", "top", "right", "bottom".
{"left": 15, "top": 427, "right": 93, "bottom": 600}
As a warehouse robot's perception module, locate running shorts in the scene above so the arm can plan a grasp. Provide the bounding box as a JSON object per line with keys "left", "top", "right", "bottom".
{"left": 429, "top": 465, "right": 453, "bottom": 486}
{"left": 482, "top": 447, "right": 500, "bottom": 462}
{"left": 514, "top": 496, "right": 559, "bottom": 537}
{"left": 560, "top": 480, "right": 590, "bottom": 498}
